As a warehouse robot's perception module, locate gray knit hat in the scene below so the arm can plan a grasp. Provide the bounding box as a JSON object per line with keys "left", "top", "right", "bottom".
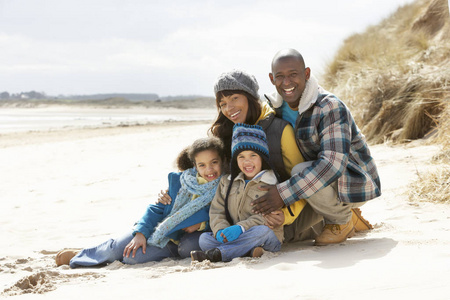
{"left": 214, "top": 69, "right": 260, "bottom": 99}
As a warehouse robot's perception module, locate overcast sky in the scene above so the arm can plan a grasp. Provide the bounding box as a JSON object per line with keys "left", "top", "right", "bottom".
{"left": 0, "top": 0, "right": 416, "bottom": 97}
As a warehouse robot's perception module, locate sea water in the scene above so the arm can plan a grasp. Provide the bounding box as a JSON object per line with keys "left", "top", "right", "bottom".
{"left": 0, "top": 108, "right": 216, "bottom": 133}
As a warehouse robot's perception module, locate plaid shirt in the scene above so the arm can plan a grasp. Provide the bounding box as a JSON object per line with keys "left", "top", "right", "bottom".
{"left": 275, "top": 90, "right": 381, "bottom": 205}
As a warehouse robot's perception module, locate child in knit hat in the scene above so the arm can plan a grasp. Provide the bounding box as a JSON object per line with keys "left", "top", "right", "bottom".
{"left": 191, "top": 123, "right": 283, "bottom": 262}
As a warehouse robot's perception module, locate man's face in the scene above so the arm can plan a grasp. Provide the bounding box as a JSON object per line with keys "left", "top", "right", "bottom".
{"left": 269, "top": 56, "right": 310, "bottom": 109}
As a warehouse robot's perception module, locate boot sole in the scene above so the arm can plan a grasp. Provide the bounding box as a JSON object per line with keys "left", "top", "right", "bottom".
{"left": 352, "top": 208, "right": 374, "bottom": 231}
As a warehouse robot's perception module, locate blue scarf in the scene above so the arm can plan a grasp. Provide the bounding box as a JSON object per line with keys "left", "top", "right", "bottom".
{"left": 147, "top": 168, "right": 221, "bottom": 248}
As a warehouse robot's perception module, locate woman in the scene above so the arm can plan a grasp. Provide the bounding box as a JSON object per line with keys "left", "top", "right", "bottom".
{"left": 209, "top": 69, "right": 307, "bottom": 227}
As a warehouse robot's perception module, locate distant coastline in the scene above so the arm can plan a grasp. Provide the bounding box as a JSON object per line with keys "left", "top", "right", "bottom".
{"left": 0, "top": 95, "right": 216, "bottom": 110}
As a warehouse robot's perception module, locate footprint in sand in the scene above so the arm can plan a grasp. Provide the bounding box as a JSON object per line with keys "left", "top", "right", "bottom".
{"left": 2, "top": 271, "right": 59, "bottom": 296}
{"left": 2, "top": 270, "right": 104, "bottom": 296}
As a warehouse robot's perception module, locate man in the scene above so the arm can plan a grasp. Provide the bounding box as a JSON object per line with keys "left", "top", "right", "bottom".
{"left": 252, "top": 49, "right": 381, "bottom": 246}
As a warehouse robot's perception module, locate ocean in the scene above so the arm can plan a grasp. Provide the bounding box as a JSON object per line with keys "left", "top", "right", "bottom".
{"left": 0, "top": 107, "right": 217, "bottom": 133}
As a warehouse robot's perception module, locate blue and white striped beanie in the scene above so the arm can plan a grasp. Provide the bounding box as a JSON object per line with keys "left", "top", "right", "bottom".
{"left": 231, "top": 123, "right": 269, "bottom": 161}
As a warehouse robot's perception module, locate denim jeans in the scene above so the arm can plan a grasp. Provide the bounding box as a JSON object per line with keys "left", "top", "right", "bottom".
{"left": 69, "top": 230, "right": 203, "bottom": 268}
{"left": 199, "top": 225, "right": 281, "bottom": 262}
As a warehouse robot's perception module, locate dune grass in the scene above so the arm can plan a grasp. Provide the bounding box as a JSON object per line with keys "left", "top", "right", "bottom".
{"left": 409, "top": 166, "right": 450, "bottom": 204}
{"left": 321, "top": 0, "right": 450, "bottom": 204}
{"left": 322, "top": 0, "right": 449, "bottom": 144}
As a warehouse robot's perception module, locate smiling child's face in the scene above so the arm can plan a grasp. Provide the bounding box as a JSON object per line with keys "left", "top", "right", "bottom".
{"left": 237, "top": 150, "right": 262, "bottom": 180}
{"left": 194, "top": 149, "right": 222, "bottom": 182}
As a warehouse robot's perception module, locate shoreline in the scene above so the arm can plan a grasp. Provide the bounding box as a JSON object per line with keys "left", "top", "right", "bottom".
{"left": 0, "top": 119, "right": 213, "bottom": 149}
{"left": 0, "top": 106, "right": 217, "bottom": 148}
{"left": 0, "top": 106, "right": 217, "bottom": 129}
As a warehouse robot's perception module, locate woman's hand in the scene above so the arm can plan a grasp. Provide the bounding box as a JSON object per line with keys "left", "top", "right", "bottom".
{"left": 182, "top": 223, "right": 201, "bottom": 233}
{"left": 264, "top": 210, "right": 285, "bottom": 229}
{"left": 157, "top": 189, "right": 172, "bottom": 205}
{"left": 123, "top": 232, "right": 147, "bottom": 258}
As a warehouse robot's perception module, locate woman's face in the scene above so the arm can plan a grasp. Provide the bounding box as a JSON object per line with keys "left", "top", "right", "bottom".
{"left": 218, "top": 93, "right": 249, "bottom": 124}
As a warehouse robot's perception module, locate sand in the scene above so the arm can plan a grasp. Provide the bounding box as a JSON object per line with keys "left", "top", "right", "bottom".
{"left": 0, "top": 108, "right": 449, "bottom": 299}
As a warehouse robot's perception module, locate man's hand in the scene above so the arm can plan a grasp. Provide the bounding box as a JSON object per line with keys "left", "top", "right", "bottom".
{"left": 251, "top": 185, "right": 284, "bottom": 215}
{"left": 264, "top": 210, "right": 285, "bottom": 229}
{"left": 123, "top": 232, "right": 147, "bottom": 258}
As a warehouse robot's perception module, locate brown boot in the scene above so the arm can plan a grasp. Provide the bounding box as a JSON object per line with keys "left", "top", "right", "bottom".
{"left": 55, "top": 249, "right": 79, "bottom": 266}
{"left": 250, "top": 247, "right": 264, "bottom": 258}
{"left": 314, "top": 220, "right": 355, "bottom": 246}
{"left": 352, "top": 208, "right": 373, "bottom": 232}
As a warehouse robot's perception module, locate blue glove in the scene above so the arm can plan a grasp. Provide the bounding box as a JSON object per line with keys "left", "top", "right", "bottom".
{"left": 221, "top": 225, "right": 243, "bottom": 242}
{"left": 216, "top": 229, "right": 225, "bottom": 243}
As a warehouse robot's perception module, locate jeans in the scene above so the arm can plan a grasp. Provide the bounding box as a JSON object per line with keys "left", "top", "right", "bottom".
{"left": 199, "top": 225, "right": 281, "bottom": 262}
{"left": 69, "top": 230, "right": 203, "bottom": 268}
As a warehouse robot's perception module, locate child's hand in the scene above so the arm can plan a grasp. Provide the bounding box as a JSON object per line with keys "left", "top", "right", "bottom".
{"left": 216, "top": 229, "right": 226, "bottom": 243}
{"left": 264, "top": 210, "right": 285, "bottom": 229}
{"left": 157, "top": 189, "right": 172, "bottom": 205}
{"left": 123, "top": 232, "right": 147, "bottom": 258}
{"left": 183, "top": 223, "right": 201, "bottom": 233}
{"left": 221, "top": 225, "right": 243, "bottom": 243}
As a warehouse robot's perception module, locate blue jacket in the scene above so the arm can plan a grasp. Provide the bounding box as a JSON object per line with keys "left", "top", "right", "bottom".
{"left": 133, "top": 172, "right": 211, "bottom": 242}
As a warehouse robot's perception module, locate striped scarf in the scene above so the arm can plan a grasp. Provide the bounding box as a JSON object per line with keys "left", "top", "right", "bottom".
{"left": 147, "top": 168, "right": 221, "bottom": 248}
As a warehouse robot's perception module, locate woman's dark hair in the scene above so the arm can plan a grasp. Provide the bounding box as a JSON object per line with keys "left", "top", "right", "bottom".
{"left": 175, "top": 136, "right": 225, "bottom": 171}
{"left": 208, "top": 90, "right": 262, "bottom": 163}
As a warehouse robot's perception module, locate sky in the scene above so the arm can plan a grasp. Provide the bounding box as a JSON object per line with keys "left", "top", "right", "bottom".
{"left": 0, "top": 0, "right": 416, "bottom": 97}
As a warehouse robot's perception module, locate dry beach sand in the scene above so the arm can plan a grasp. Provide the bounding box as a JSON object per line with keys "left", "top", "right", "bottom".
{"left": 0, "top": 107, "right": 449, "bottom": 299}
